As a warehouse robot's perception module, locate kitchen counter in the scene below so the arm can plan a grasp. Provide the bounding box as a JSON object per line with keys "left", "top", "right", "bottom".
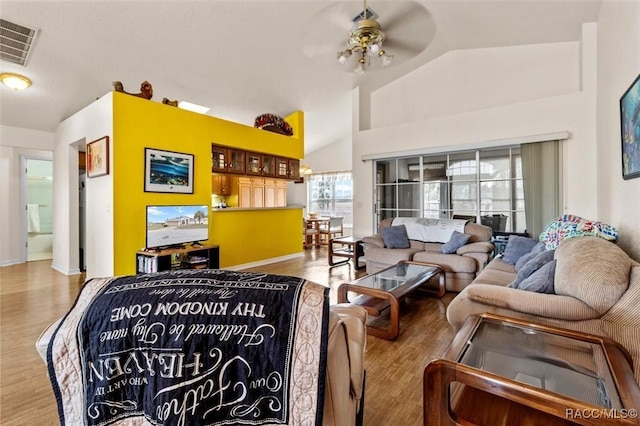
{"left": 211, "top": 205, "right": 304, "bottom": 212}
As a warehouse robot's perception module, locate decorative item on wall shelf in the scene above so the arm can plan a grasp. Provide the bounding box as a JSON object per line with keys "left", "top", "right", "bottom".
{"left": 112, "top": 80, "right": 153, "bottom": 100}
{"left": 86, "top": 136, "right": 109, "bottom": 178}
{"left": 162, "top": 98, "right": 178, "bottom": 107}
{"left": 620, "top": 72, "right": 640, "bottom": 180}
{"left": 254, "top": 113, "right": 294, "bottom": 136}
{"left": 144, "top": 148, "right": 194, "bottom": 193}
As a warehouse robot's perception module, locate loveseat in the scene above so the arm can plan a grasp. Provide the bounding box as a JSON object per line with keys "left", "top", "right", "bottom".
{"left": 362, "top": 218, "right": 494, "bottom": 292}
{"left": 446, "top": 235, "right": 640, "bottom": 383}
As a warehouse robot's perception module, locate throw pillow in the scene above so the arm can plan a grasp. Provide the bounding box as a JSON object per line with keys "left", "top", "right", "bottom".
{"left": 502, "top": 235, "right": 540, "bottom": 265}
{"left": 515, "top": 242, "right": 546, "bottom": 272}
{"left": 441, "top": 231, "right": 471, "bottom": 254}
{"left": 381, "top": 225, "right": 410, "bottom": 249}
{"left": 518, "top": 260, "right": 556, "bottom": 293}
{"left": 510, "top": 249, "right": 555, "bottom": 288}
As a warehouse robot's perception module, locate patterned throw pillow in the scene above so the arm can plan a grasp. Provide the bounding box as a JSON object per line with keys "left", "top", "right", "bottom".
{"left": 441, "top": 231, "right": 471, "bottom": 254}
{"left": 539, "top": 214, "right": 619, "bottom": 250}
{"left": 381, "top": 225, "right": 411, "bottom": 249}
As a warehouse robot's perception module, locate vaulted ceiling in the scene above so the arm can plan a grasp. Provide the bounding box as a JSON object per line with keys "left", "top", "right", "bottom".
{"left": 0, "top": 1, "right": 601, "bottom": 154}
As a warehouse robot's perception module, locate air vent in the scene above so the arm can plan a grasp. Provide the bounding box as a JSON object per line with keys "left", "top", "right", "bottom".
{"left": 0, "top": 18, "right": 39, "bottom": 66}
{"left": 352, "top": 7, "right": 378, "bottom": 23}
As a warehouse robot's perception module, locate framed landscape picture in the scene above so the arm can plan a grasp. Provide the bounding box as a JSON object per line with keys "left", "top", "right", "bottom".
{"left": 144, "top": 148, "right": 194, "bottom": 193}
{"left": 620, "top": 73, "right": 640, "bottom": 180}
{"left": 86, "top": 136, "right": 109, "bottom": 178}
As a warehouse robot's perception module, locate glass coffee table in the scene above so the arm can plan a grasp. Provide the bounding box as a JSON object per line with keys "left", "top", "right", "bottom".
{"left": 337, "top": 261, "right": 445, "bottom": 340}
{"left": 423, "top": 313, "right": 640, "bottom": 425}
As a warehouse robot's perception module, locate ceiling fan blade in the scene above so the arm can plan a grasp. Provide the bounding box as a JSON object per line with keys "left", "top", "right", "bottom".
{"left": 301, "top": 2, "right": 360, "bottom": 60}
{"left": 383, "top": 38, "right": 431, "bottom": 56}
{"left": 378, "top": 1, "right": 429, "bottom": 33}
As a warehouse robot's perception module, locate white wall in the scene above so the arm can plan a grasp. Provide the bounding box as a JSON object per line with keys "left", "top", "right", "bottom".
{"left": 288, "top": 134, "right": 353, "bottom": 214}
{"left": 371, "top": 42, "right": 580, "bottom": 129}
{"left": 352, "top": 39, "right": 598, "bottom": 238}
{"left": 596, "top": 1, "right": 640, "bottom": 260}
{"left": 0, "top": 126, "right": 54, "bottom": 266}
{"left": 54, "top": 92, "right": 113, "bottom": 277}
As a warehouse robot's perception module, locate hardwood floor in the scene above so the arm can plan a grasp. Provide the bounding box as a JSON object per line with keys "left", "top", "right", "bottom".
{"left": 0, "top": 248, "right": 457, "bottom": 425}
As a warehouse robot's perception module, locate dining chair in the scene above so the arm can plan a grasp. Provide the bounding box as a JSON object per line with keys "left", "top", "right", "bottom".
{"left": 318, "top": 217, "right": 344, "bottom": 245}
{"left": 303, "top": 218, "right": 319, "bottom": 248}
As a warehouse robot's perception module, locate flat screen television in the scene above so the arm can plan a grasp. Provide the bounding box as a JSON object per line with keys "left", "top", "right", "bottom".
{"left": 146, "top": 205, "right": 209, "bottom": 249}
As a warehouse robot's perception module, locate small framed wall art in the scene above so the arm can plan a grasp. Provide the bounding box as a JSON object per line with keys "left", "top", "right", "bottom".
{"left": 86, "top": 136, "right": 109, "bottom": 178}
{"left": 144, "top": 148, "right": 194, "bottom": 193}
{"left": 620, "top": 73, "right": 640, "bottom": 180}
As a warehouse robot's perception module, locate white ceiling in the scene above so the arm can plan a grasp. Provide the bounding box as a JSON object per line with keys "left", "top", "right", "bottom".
{"left": 0, "top": 0, "right": 602, "bottom": 154}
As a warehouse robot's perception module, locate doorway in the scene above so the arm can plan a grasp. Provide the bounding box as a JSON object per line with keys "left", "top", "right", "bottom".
{"left": 24, "top": 158, "right": 53, "bottom": 261}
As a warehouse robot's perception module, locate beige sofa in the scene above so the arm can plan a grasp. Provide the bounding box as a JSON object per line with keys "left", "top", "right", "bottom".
{"left": 446, "top": 236, "right": 640, "bottom": 383}
{"left": 362, "top": 218, "right": 494, "bottom": 292}
{"left": 37, "top": 303, "right": 368, "bottom": 426}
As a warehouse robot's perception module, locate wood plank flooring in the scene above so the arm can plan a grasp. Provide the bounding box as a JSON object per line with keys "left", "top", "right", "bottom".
{"left": 0, "top": 248, "right": 457, "bottom": 425}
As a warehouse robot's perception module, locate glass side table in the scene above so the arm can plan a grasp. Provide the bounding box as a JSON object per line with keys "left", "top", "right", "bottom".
{"left": 424, "top": 313, "right": 640, "bottom": 425}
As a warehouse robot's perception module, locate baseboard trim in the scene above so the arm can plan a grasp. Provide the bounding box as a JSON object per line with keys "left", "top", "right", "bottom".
{"left": 224, "top": 252, "right": 304, "bottom": 271}
{"left": 51, "top": 262, "right": 82, "bottom": 276}
{"left": 0, "top": 259, "right": 22, "bottom": 267}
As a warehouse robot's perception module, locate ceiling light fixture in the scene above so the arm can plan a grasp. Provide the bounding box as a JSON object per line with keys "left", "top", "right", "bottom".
{"left": 337, "top": 0, "right": 393, "bottom": 75}
{"left": 299, "top": 164, "right": 313, "bottom": 176}
{"left": 0, "top": 73, "right": 31, "bottom": 91}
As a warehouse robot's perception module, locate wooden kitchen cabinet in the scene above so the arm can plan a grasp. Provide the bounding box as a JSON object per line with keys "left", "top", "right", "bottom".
{"left": 246, "top": 152, "right": 276, "bottom": 177}
{"left": 236, "top": 177, "right": 286, "bottom": 208}
{"left": 211, "top": 173, "right": 231, "bottom": 195}
{"left": 276, "top": 180, "right": 286, "bottom": 207}
{"left": 276, "top": 158, "right": 300, "bottom": 179}
{"left": 212, "top": 145, "right": 246, "bottom": 174}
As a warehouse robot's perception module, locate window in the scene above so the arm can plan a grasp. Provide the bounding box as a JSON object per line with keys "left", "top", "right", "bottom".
{"left": 374, "top": 147, "right": 526, "bottom": 232}
{"left": 308, "top": 172, "right": 353, "bottom": 227}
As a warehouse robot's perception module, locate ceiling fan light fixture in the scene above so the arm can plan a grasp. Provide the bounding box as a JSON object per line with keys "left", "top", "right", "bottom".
{"left": 337, "top": 50, "right": 352, "bottom": 64}
{"left": 0, "top": 73, "right": 31, "bottom": 91}
{"left": 337, "top": 0, "right": 390, "bottom": 74}
{"left": 380, "top": 51, "right": 394, "bottom": 67}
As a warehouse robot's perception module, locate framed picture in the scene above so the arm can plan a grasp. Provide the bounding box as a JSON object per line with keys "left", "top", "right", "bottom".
{"left": 620, "top": 73, "right": 640, "bottom": 180}
{"left": 86, "top": 136, "right": 109, "bottom": 178}
{"left": 144, "top": 148, "right": 194, "bottom": 193}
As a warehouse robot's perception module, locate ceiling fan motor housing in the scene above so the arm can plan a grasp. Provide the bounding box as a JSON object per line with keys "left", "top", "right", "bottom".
{"left": 347, "top": 19, "right": 385, "bottom": 51}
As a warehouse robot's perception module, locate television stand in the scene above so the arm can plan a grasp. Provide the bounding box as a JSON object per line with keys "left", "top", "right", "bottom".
{"left": 135, "top": 244, "right": 219, "bottom": 274}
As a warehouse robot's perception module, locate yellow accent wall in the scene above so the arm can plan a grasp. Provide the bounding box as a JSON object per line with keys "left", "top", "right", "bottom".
{"left": 210, "top": 209, "right": 303, "bottom": 266}
{"left": 112, "top": 92, "right": 304, "bottom": 275}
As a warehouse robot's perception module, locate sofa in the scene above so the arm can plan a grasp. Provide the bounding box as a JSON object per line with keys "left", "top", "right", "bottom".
{"left": 36, "top": 271, "right": 368, "bottom": 426}
{"left": 361, "top": 218, "right": 494, "bottom": 292}
{"left": 446, "top": 235, "right": 640, "bottom": 383}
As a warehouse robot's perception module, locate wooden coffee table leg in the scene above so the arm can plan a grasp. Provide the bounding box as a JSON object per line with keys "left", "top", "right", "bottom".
{"left": 337, "top": 284, "right": 401, "bottom": 340}
{"left": 364, "top": 293, "right": 400, "bottom": 340}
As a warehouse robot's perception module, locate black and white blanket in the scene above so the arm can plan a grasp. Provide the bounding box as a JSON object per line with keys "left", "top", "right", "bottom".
{"left": 47, "top": 269, "right": 329, "bottom": 426}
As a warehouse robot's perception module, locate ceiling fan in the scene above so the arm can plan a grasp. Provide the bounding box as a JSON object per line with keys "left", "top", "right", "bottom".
{"left": 302, "top": 1, "right": 435, "bottom": 75}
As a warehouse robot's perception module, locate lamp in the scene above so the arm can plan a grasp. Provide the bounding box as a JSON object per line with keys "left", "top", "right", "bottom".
{"left": 300, "top": 164, "right": 313, "bottom": 176}
{"left": 337, "top": 0, "right": 394, "bottom": 74}
{"left": 0, "top": 73, "right": 31, "bottom": 91}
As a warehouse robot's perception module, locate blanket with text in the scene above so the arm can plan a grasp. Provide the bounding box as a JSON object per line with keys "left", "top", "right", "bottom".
{"left": 47, "top": 269, "right": 329, "bottom": 426}
{"left": 392, "top": 217, "right": 467, "bottom": 243}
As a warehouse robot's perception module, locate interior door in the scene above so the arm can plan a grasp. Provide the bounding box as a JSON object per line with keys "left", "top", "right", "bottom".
{"left": 25, "top": 158, "right": 53, "bottom": 261}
